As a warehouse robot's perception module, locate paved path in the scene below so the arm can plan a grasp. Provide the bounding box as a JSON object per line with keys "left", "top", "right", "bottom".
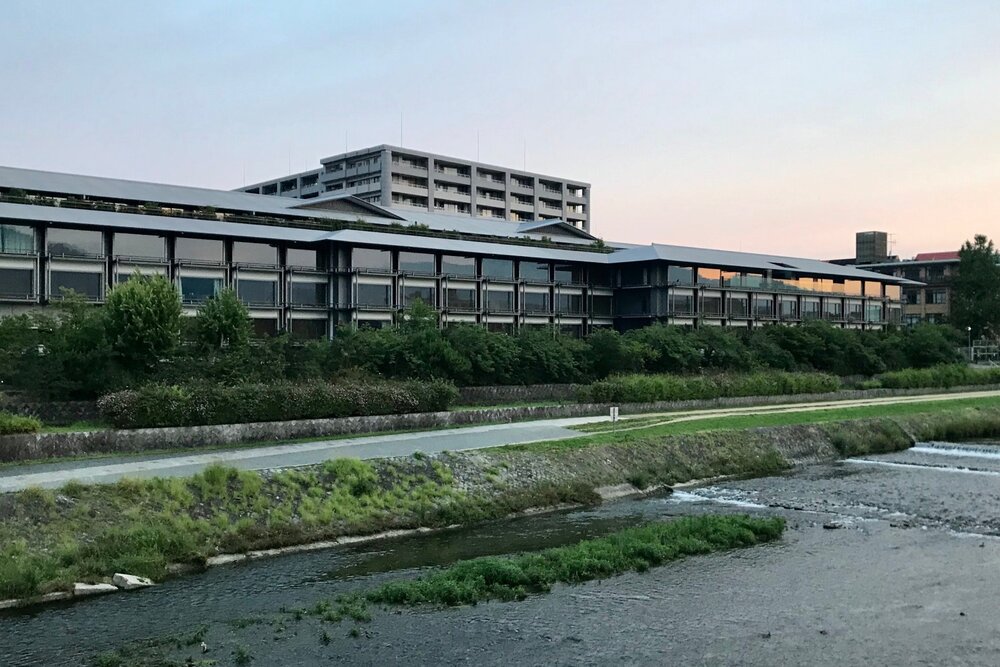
{"left": 1, "top": 389, "right": 997, "bottom": 493}
{"left": 0, "top": 417, "right": 606, "bottom": 492}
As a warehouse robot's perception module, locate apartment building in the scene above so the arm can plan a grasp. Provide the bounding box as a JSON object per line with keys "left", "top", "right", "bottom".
{"left": 0, "top": 165, "right": 907, "bottom": 337}
{"left": 860, "top": 251, "right": 960, "bottom": 325}
{"left": 240, "top": 145, "right": 591, "bottom": 231}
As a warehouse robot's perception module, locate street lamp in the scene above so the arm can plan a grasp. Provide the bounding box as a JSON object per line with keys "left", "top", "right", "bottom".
{"left": 967, "top": 326, "right": 973, "bottom": 362}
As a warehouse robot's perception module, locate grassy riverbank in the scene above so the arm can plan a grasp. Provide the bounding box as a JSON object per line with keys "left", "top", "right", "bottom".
{"left": 2, "top": 402, "right": 996, "bottom": 601}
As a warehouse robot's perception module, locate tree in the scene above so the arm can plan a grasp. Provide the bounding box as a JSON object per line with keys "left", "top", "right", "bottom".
{"left": 194, "top": 289, "right": 252, "bottom": 350}
{"left": 104, "top": 275, "right": 182, "bottom": 375}
{"left": 951, "top": 235, "right": 1000, "bottom": 339}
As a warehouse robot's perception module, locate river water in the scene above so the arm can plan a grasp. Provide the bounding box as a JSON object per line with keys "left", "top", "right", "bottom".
{"left": 4, "top": 441, "right": 1000, "bottom": 666}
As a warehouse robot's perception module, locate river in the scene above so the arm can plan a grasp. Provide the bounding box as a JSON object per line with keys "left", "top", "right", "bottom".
{"left": 4, "top": 441, "right": 1000, "bottom": 666}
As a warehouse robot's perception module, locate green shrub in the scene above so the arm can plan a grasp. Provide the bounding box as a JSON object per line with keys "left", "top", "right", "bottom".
{"left": 0, "top": 411, "right": 42, "bottom": 434}
{"left": 876, "top": 365, "right": 1000, "bottom": 390}
{"left": 97, "top": 378, "right": 459, "bottom": 429}
{"left": 582, "top": 371, "right": 841, "bottom": 403}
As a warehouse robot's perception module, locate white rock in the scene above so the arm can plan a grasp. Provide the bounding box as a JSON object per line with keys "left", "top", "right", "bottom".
{"left": 112, "top": 573, "right": 154, "bottom": 590}
{"left": 73, "top": 582, "right": 118, "bottom": 596}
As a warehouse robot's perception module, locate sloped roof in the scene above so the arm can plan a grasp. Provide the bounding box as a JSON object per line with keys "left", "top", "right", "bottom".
{"left": 913, "top": 251, "right": 960, "bottom": 261}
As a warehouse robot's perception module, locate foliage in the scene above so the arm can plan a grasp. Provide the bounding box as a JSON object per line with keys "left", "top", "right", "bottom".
{"left": 951, "top": 234, "right": 1000, "bottom": 339}
{"left": 0, "top": 411, "right": 42, "bottom": 434}
{"left": 97, "top": 378, "right": 459, "bottom": 429}
{"left": 872, "top": 364, "right": 1000, "bottom": 390}
{"left": 582, "top": 371, "right": 841, "bottom": 403}
{"left": 193, "top": 289, "right": 252, "bottom": 350}
{"left": 367, "top": 516, "right": 785, "bottom": 607}
{"left": 103, "top": 275, "right": 182, "bottom": 375}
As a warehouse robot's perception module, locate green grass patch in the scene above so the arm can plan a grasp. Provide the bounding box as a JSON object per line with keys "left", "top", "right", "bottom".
{"left": 537, "top": 396, "right": 1000, "bottom": 453}
{"left": 0, "top": 411, "right": 42, "bottom": 435}
{"left": 367, "top": 515, "right": 784, "bottom": 607}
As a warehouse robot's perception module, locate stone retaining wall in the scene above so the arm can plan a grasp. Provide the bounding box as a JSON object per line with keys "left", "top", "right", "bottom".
{"left": 0, "top": 396, "right": 99, "bottom": 425}
{"left": 0, "top": 383, "right": 996, "bottom": 464}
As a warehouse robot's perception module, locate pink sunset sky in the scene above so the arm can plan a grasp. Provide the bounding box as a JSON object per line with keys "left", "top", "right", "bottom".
{"left": 2, "top": 1, "right": 998, "bottom": 259}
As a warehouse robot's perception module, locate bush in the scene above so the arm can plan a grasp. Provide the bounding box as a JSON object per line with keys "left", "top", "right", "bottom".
{"left": 97, "top": 379, "right": 459, "bottom": 429}
{"left": 104, "top": 275, "right": 182, "bottom": 376}
{"left": 0, "top": 411, "right": 42, "bottom": 434}
{"left": 876, "top": 365, "right": 1000, "bottom": 390}
{"left": 582, "top": 371, "right": 841, "bottom": 404}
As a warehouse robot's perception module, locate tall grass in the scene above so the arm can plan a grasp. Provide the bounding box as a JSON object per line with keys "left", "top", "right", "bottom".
{"left": 0, "top": 411, "right": 42, "bottom": 435}
{"left": 582, "top": 371, "right": 841, "bottom": 404}
{"left": 367, "top": 515, "right": 785, "bottom": 607}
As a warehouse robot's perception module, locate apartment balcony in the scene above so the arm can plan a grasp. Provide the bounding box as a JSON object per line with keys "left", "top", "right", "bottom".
{"left": 509, "top": 198, "right": 534, "bottom": 212}
{"left": 390, "top": 179, "right": 428, "bottom": 197}
{"left": 391, "top": 160, "right": 428, "bottom": 176}
{"left": 510, "top": 179, "right": 534, "bottom": 193}
{"left": 433, "top": 166, "right": 471, "bottom": 183}
{"left": 433, "top": 187, "right": 471, "bottom": 203}
{"left": 478, "top": 174, "right": 506, "bottom": 187}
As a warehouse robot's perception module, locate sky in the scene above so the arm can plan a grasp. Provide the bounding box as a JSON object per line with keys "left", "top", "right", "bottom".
{"left": 1, "top": 0, "right": 999, "bottom": 259}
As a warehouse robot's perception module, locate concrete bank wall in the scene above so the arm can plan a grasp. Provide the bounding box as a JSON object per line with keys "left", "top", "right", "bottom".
{"left": 0, "top": 384, "right": 996, "bottom": 464}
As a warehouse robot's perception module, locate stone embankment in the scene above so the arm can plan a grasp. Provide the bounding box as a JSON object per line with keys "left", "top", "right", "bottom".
{"left": 2, "top": 384, "right": 997, "bottom": 463}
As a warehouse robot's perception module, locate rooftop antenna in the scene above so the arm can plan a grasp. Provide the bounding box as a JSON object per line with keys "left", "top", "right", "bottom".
{"left": 242, "top": 163, "right": 246, "bottom": 187}
{"left": 477, "top": 131, "right": 480, "bottom": 162}
{"left": 400, "top": 111, "right": 404, "bottom": 146}
{"left": 522, "top": 139, "right": 526, "bottom": 171}
{"left": 287, "top": 149, "right": 291, "bottom": 175}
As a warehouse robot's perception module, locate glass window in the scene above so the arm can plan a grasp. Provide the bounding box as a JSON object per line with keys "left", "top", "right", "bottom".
{"left": 847, "top": 300, "right": 864, "bottom": 322}
{"left": 753, "top": 295, "right": 774, "bottom": 318}
{"left": 616, "top": 291, "right": 650, "bottom": 315}
{"left": 238, "top": 279, "right": 278, "bottom": 306}
{"left": 721, "top": 271, "right": 741, "bottom": 288}
{"left": 779, "top": 298, "right": 798, "bottom": 320}
{"left": 824, "top": 298, "right": 844, "bottom": 319}
{"left": 0, "top": 267, "right": 34, "bottom": 298}
{"left": 802, "top": 300, "right": 821, "bottom": 320}
{"left": 588, "top": 266, "right": 612, "bottom": 287}
{"left": 742, "top": 273, "right": 765, "bottom": 288}
{"left": 251, "top": 319, "right": 278, "bottom": 338}
{"left": 233, "top": 241, "right": 278, "bottom": 265}
{"left": 866, "top": 302, "right": 883, "bottom": 323}
{"left": 353, "top": 247, "right": 392, "bottom": 271}
{"left": 702, "top": 294, "right": 723, "bottom": 316}
{"left": 51, "top": 270, "right": 102, "bottom": 300}
{"left": 486, "top": 322, "right": 515, "bottom": 335}
{"left": 287, "top": 247, "right": 320, "bottom": 269}
{"left": 667, "top": 266, "right": 694, "bottom": 285}
{"left": 591, "top": 294, "right": 612, "bottom": 317}
{"left": 559, "top": 324, "right": 582, "bottom": 338}
{"left": 864, "top": 281, "right": 882, "bottom": 298}
{"left": 486, "top": 290, "right": 514, "bottom": 312}
{"left": 929, "top": 289, "right": 948, "bottom": 305}
{"left": 519, "top": 261, "right": 550, "bottom": 282}
{"left": 402, "top": 285, "right": 435, "bottom": 307}
{"left": 905, "top": 289, "right": 921, "bottom": 305}
{"left": 114, "top": 233, "right": 165, "bottom": 260}
{"left": 441, "top": 255, "right": 476, "bottom": 277}
{"left": 356, "top": 283, "right": 392, "bottom": 307}
{"left": 399, "top": 252, "right": 435, "bottom": 274}
{"left": 557, "top": 293, "right": 583, "bottom": 314}
{"left": 446, "top": 288, "right": 476, "bottom": 310}
{"left": 180, "top": 276, "right": 222, "bottom": 303}
{"left": 523, "top": 291, "right": 550, "bottom": 314}
{"left": 553, "top": 263, "right": 583, "bottom": 284}
{"left": 670, "top": 291, "right": 694, "bottom": 315}
{"left": 696, "top": 268, "right": 722, "bottom": 286}
{"left": 619, "top": 266, "right": 646, "bottom": 287}
{"left": 291, "top": 318, "right": 327, "bottom": 339}
{"left": 48, "top": 228, "right": 103, "bottom": 257}
{"left": 728, "top": 294, "right": 749, "bottom": 318}
{"left": 291, "top": 282, "right": 327, "bottom": 307}
{"left": 885, "top": 284, "right": 901, "bottom": 300}
{"left": 357, "top": 319, "right": 388, "bottom": 330}
{"left": 482, "top": 258, "right": 514, "bottom": 280}
{"left": 0, "top": 225, "right": 36, "bottom": 254}
{"left": 175, "top": 238, "right": 224, "bottom": 263}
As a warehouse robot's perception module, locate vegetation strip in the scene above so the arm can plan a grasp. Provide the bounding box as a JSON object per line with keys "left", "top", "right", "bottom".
{"left": 364, "top": 515, "right": 785, "bottom": 607}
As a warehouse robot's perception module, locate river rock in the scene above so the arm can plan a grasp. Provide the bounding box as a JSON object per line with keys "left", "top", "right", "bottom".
{"left": 73, "top": 583, "right": 118, "bottom": 597}
{"left": 112, "top": 573, "right": 154, "bottom": 590}
{"left": 822, "top": 519, "right": 852, "bottom": 530}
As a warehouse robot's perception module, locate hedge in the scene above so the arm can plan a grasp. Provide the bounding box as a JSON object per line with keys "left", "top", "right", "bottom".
{"left": 580, "top": 371, "right": 842, "bottom": 404}
{"left": 97, "top": 379, "right": 459, "bottom": 429}
{"left": 0, "top": 411, "right": 42, "bottom": 435}
{"left": 865, "top": 364, "right": 1000, "bottom": 390}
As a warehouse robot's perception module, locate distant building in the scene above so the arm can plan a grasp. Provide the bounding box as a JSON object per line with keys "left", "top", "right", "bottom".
{"left": 239, "top": 145, "right": 592, "bottom": 231}
{"left": 855, "top": 231, "right": 890, "bottom": 264}
{"left": 858, "top": 251, "right": 960, "bottom": 325}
